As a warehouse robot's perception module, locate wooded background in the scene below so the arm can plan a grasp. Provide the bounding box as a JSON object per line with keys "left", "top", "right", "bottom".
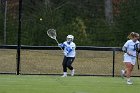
{"left": 0, "top": 0, "right": 140, "bottom": 46}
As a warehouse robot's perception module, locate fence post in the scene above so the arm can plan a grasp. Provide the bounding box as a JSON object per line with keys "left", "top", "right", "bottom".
{"left": 112, "top": 48, "right": 115, "bottom": 77}
{"left": 16, "top": 0, "right": 23, "bottom": 75}
{"left": 4, "top": 0, "right": 7, "bottom": 45}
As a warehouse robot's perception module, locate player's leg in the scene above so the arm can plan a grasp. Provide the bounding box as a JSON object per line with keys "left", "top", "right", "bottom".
{"left": 125, "top": 62, "right": 133, "bottom": 85}
{"left": 62, "top": 56, "right": 68, "bottom": 77}
{"left": 122, "top": 54, "right": 134, "bottom": 84}
{"left": 67, "top": 57, "right": 75, "bottom": 76}
{"left": 121, "top": 54, "right": 130, "bottom": 78}
{"left": 121, "top": 69, "right": 126, "bottom": 79}
{"left": 125, "top": 57, "right": 136, "bottom": 84}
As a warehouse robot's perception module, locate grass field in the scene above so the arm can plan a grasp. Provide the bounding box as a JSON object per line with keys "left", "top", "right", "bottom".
{"left": 0, "top": 75, "right": 140, "bottom": 93}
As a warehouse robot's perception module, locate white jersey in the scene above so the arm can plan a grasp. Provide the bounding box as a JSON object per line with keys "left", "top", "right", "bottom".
{"left": 123, "top": 40, "right": 139, "bottom": 57}
{"left": 63, "top": 41, "right": 76, "bottom": 57}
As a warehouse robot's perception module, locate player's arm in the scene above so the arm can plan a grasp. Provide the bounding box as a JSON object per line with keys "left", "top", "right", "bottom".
{"left": 64, "top": 46, "right": 73, "bottom": 56}
{"left": 122, "top": 46, "right": 127, "bottom": 53}
{"left": 122, "top": 46, "right": 132, "bottom": 56}
{"left": 58, "top": 43, "right": 66, "bottom": 48}
{"left": 122, "top": 41, "right": 132, "bottom": 56}
{"left": 66, "top": 43, "right": 76, "bottom": 54}
{"left": 66, "top": 47, "right": 72, "bottom": 53}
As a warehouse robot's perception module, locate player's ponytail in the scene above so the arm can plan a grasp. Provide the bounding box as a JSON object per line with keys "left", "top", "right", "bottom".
{"left": 127, "top": 32, "right": 139, "bottom": 39}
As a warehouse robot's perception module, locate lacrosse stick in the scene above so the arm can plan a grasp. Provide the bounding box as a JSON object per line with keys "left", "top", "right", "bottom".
{"left": 136, "top": 43, "right": 140, "bottom": 70}
{"left": 136, "top": 52, "right": 140, "bottom": 70}
{"left": 47, "top": 29, "right": 63, "bottom": 50}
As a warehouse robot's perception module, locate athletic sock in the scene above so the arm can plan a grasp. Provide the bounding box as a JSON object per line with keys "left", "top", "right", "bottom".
{"left": 63, "top": 72, "right": 67, "bottom": 76}
{"left": 127, "top": 78, "right": 131, "bottom": 82}
{"left": 71, "top": 69, "right": 75, "bottom": 76}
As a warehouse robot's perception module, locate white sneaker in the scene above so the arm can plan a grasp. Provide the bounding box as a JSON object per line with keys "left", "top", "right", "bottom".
{"left": 71, "top": 69, "right": 75, "bottom": 76}
{"left": 61, "top": 75, "right": 67, "bottom": 77}
{"left": 121, "top": 70, "right": 125, "bottom": 79}
{"left": 127, "top": 81, "right": 133, "bottom": 85}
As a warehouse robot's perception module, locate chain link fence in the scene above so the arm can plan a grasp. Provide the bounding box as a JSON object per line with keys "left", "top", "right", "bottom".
{"left": 0, "top": 46, "right": 140, "bottom": 76}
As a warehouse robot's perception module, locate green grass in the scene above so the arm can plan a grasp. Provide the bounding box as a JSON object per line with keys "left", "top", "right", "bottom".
{"left": 0, "top": 75, "right": 140, "bottom": 93}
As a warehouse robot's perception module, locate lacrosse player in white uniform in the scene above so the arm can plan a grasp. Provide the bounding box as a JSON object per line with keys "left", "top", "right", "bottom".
{"left": 58, "top": 35, "right": 76, "bottom": 77}
{"left": 121, "top": 32, "right": 140, "bottom": 85}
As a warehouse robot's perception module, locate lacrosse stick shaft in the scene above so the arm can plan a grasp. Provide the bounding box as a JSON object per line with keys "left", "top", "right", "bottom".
{"left": 136, "top": 52, "right": 140, "bottom": 70}
{"left": 55, "top": 38, "right": 63, "bottom": 51}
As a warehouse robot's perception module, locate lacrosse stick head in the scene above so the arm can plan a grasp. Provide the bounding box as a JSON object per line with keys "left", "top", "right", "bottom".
{"left": 47, "top": 29, "right": 57, "bottom": 40}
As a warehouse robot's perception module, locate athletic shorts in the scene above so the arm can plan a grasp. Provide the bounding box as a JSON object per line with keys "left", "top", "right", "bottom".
{"left": 123, "top": 53, "right": 136, "bottom": 65}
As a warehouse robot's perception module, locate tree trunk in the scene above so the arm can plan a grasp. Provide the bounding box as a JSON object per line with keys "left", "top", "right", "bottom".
{"left": 104, "top": 0, "right": 113, "bottom": 24}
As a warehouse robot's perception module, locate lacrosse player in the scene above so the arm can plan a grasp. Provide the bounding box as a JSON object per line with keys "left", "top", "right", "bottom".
{"left": 121, "top": 32, "right": 140, "bottom": 85}
{"left": 58, "top": 35, "right": 76, "bottom": 77}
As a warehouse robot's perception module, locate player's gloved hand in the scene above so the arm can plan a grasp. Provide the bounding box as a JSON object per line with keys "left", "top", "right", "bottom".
{"left": 58, "top": 43, "right": 63, "bottom": 47}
